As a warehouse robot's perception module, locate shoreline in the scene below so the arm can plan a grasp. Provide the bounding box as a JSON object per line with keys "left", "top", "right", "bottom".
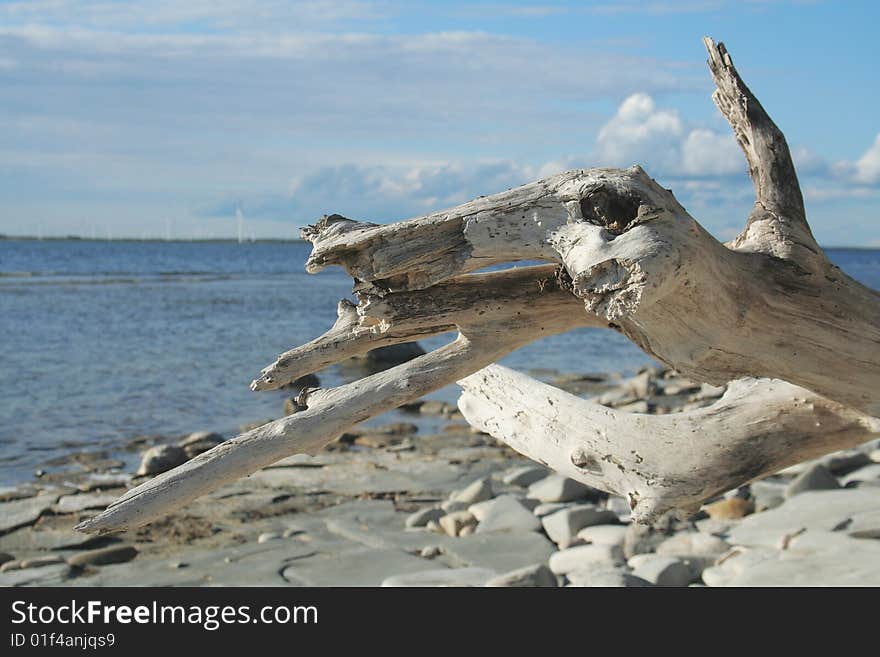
{"left": 2, "top": 365, "right": 879, "bottom": 586}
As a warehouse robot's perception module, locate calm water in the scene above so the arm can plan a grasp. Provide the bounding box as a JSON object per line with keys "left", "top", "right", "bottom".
{"left": 1, "top": 240, "right": 878, "bottom": 483}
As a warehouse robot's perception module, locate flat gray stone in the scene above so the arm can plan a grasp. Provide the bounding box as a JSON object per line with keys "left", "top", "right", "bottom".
{"left": 56, "top": 491, "right": 120, "bottom": 514}
{"left": 382, "top": 567, "right": 496, "bottom": 587}
{"left": 631, "top": 555, "right": 692, "bottom": 587}
{"left": 0, "top": 563, "right": 71, "bottom": 586}
{"left": 283, "top": 547, "right": 439, "bottom": 587}
{"left": 450, "top": 477, "right": 494, "bottom": 505}
{"left": 655, "top": 532, "right": 730, "bottom": 558}
{"left": 703, "top": 532, "right": 880, "bottom": 586}
{"left": 67, "top": 545, "right": 138, "bottom": 568}
{"left": 532, "top": 502, "right": 568, "bottom": 517}
{"left": 751, "top": 480, "right": 787, "bottom": 511}
{"left": 566, "top": 565, "right": 653, "bottom": 587}
{"left": 474, "top": 496, "right": 541, "bottom": 534}
{"left": 542, "top": 505, "right": 618, "bottom": 548}
{"left": 785, "top": 464, "right": 840, "bottom": 498}
{"left": 727, "top": 489, "right": 880, "bottom": 548}
{"left": 576, "top": 524, "right": 628, "bottom": 547}
{"left": 841, "top": 463, "right": 880, "bottom": 486}
{"left": 0, "top": 492, "right": 60, "bottom": 533}
{"left": 0, "top": 527, "right": 107, "bottom": 552}
{"left": 844, "top": 509, "right": 880, "bottom": 538}
{"left": 405, "top": 507, "right": 445, "bottom": 528}
{"left": 527, "top": 474, "right": 595, "bottom": 503}
{"left": 821, "top": 449, "right": 872, "bottom": 475}
{"left": 444, "top": 532, "right": 556, "bottom": 574}
{"left": 502, "top": 466, "right": 549, "bottom": 488}
{"left": 548, "top": 544, "right": 625, "bottom": 575}
{"left": 485, "top": 563, "right": 557, "bottom": 587}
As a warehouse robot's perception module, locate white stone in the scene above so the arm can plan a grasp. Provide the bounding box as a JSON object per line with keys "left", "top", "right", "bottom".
{"left": 485, "top": 563, "right": 557, "bottom": 587}
{"left": 439, "top": 511, "right": 477, "bottom": 537}
{"left": 527, "top": 474, "right": 594, "bottom": 503}
{"left": 841, "top": 463, "right": 880, "bottom": 487}
{"left": 655, "top": 532, "right": 730, "bottom": 558}
{"left": 502, "top": 466, "right": 549, "bottom": 488}
{"left": 726, "top": 489, "right": 880, "bottom": 548}
{"left": 474, "top": 496, "right": 542, "bottom": 534}
{"left": 631, "top": 555, "right": 693, "bottom": 587}
{"left": 542, "top": 505, "right": 618, "bottom": 548}
{"left": 566, "top": 565, "right": 653, "bottom": 587}
{"left": 576, "top": 524, "right": 628, "bottom": 547}
{"left": 548, "top": 544, "right": 624, "bottom": 575}
{"left": 382, "top": 567, "right": 497, "bottom": 587}
{"left": 450, "top": 477, "right": 494, "bottom": 505}
{"left": 405, "top": 507, "right": 445, "bottom": 528}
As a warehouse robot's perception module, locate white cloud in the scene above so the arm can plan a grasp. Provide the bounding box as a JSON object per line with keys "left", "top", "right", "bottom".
{"left": 594, "top": 92, "right": 743, "bottom": 179}
{"left": 680, "top": 128, "right": 742, "bottom": 176}
{"left": 595, "top": 93, "right": 683, "bottom": 171}
{"left": 852, "top": 133, "right": 880, "bottom": 185}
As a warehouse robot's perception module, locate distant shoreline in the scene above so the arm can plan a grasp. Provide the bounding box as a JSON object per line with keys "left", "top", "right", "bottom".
{"left": 0, "top": 235, "right": 874, "bottom": 250}
{"left": 0, "top": 235, "right": 306, "bottom": 244}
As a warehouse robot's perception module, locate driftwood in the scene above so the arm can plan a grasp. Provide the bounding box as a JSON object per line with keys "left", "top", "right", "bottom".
{"left": 78, "top": 38, "right": 879, "bottom": 534}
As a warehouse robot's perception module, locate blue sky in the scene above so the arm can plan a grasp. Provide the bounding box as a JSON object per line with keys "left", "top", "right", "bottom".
{"left": 1, "top": 1, "right": 878, "bottom": 245}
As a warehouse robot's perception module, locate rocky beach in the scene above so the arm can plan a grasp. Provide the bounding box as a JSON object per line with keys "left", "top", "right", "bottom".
{"left": 2, "top": 362, "right": 879, "bottom": 587}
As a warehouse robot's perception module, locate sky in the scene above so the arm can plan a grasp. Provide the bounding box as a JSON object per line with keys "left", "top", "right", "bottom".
{"left": 0, "top": 0, "right": 878, "bottom": 245}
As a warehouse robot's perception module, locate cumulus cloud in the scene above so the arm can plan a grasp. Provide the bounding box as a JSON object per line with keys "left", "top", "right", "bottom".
{"left": 852, "top": 133, "right": 880, "bottom": 185}
{"left": 594, "top": 93, "right": 743, "bottom": 178}
{"left": 595, "top": 93, "right": 683, "bottom": 171}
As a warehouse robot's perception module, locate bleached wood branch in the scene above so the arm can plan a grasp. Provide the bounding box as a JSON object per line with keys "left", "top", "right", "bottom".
{"left": 298, "top": 42, "right": 880, "bottom": 416}
{"left": 458, "top": 365, "right": 880, "bottom": 522}
{"left": 77, "top": 267, "right": 594, "bottom": 534}
{"left": 79, "top": 37, "right": 880, "bottom": 533}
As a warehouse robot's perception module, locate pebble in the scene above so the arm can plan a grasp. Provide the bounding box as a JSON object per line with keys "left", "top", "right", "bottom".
{"left": 55, "top": 491, "right": 120, "bottom": 514}
{"left": 502, "top": 466, "right": 549, "bottom": 488}
{"left": 450, "top": 477, "right": 494, "bottom": 505}
{"left": 542, "top": 505, "right": 618, "bottom": 548}
{"left": 485, "top": 564, "right": 557, "bottom": 587}
{"left": 548, "top": 544, "right": 625, "bottom": 575}
{"left": 474, "top": 496, "right": 542, "bottom": 534}
{"left": 576, "top": 524, "right": 628, "bottom": 547}
{"left": 527, "top": 474, "right": 596, "bottom": 503}
{"left": 19, "top": 555, "right": 65, "bottom": 569}
{"left": 137, "top": 444, "right": 187, "bottom": 476}
{"left": 440, "top": 500, "right": 469, "bottom": 513}
{"left": 631, "top": 555, "right": 693, "bottom": 587}
{"left": 419, "top": 546, "right": 442, "bottom": 559}
{"left": 821, "top": 450, "right": 871, "bottom": 475}
{"left": 382, "top": 567, "right": 496, "bottom": 587}
{"left": 655, "top": 532, "right": 730, "bottom": 558}
{"left": 566, "top": 565, "right": 653, "bottom": 587}
{"left": 405, "top": 507, "right": 445, "bottom": 528}
{"left": 67, "top": 545, "right": 138, "bottom": 568}
{"left": 785, "top": 464, "right": 840, "bottom": 498}
{"left": 532, "top": 502, "right": 569, "bottom": 517}
{"left": 703, "top": 497, "right": 754, "bottom": 520}
{"left": 439, "top": 511, "right": 477, "bottom": 537}
{"left": 257, "top": 532, "right": 280, "bottom": 544}
{"left": 841, "top": 463, "right": 880, "bottom": 487}
{"left": 0, "top": 492, "right": 60, "bottom": 534}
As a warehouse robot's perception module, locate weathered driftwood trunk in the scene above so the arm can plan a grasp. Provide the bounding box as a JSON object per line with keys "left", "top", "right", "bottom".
{"left": 78, "top": 38, "right": 879, "bottom": 535}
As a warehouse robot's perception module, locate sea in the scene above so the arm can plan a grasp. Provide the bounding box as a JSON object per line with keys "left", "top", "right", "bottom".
{"left": 1, "top": 239, "right": 878, "bottom": 484}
